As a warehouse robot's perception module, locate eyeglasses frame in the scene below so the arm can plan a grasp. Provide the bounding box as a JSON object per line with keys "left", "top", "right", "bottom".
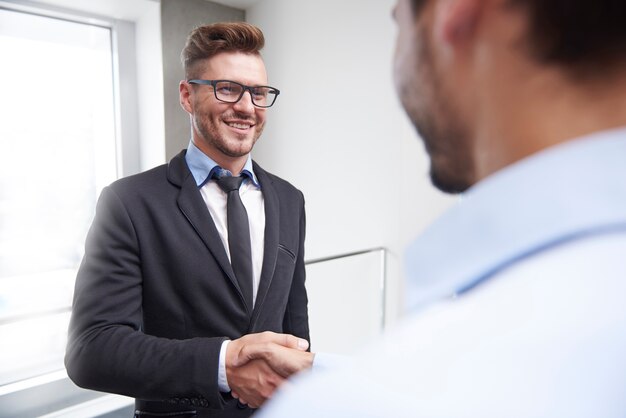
{"left": 187, "top": 79, "right": 280, "bottom": 108}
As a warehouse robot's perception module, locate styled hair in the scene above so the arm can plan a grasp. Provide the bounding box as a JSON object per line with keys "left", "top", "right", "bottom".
{"left": 181, "top": 22, "right": 265, "bottom": 78}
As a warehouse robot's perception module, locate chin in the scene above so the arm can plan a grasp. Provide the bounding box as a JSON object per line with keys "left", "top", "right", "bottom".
{"left": 429, "top": 164, "right": 472, "bottom": 194}
{"left": 223, "top": 141, "right": 256, "bottom": 158}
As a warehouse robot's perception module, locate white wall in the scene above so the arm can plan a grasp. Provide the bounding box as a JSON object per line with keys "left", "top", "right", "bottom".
{"left": 161, "top": 0, "right": 245, "bottom": 160}
{"left": 246, "top": 0, "right": 454, "bottom": 322}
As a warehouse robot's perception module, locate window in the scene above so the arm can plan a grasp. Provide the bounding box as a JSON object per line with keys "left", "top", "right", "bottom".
{"left": 0, "top": 6, "right": 117, "bottom": 387}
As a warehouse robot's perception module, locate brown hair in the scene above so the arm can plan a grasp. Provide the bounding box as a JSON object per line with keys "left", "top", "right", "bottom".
{"left": 181, "top": 22, "right": 265, "bottom": 78}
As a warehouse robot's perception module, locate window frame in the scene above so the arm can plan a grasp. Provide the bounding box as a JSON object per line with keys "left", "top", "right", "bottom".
{"left": 0, "top": 0, "right": 151, "bottom": 415}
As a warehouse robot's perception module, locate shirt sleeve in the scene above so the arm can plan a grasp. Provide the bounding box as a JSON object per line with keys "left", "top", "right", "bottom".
{"left": 310, "top": 351, "right": 349, "bottom": 372}
{"left": 218, "top": 339, "right": 231, "bottom": 392}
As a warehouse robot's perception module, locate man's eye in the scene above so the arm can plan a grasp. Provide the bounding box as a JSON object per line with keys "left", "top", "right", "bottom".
{"left": 252, "top": 88, "right": 269, "bottom": 98}
{"left": 218, "top": 86, "right": 236, "bottom": 95}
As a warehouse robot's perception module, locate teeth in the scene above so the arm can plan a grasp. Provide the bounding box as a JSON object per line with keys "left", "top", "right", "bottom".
{"left": 228, "top": 122, "right": 251, "bottom": 129}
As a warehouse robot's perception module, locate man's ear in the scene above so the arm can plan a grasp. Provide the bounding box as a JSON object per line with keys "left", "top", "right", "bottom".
{"left": 179, "top": 80, "right": 193, "bottom": 114}
{"left": 437, "top": 0, "right": 482, "bottom": 45}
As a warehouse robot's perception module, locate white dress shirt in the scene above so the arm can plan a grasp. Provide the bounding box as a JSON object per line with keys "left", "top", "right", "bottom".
{"left": 199, "top": 177, "right": 265, "bottom": 304}
{"left": 185, "top": 141, "right": 265, "bottom": 393}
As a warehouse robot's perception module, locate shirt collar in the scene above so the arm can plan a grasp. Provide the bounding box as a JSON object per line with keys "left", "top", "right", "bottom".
{"left": 185, "top": 140, "right": 261, "bottom": 188}
{"left": 405, "top": 126, "right": 626, "bottom": 311}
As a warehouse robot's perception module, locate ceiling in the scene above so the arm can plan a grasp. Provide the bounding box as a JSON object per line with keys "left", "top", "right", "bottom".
{"left": 17, "top": 0, "right": 263, "bottom": 21}
{"left": 205, "top": 0, "right": 262, "bottom": 10}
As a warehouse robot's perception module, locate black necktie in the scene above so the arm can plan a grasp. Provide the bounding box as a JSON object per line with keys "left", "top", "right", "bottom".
{"left": 215, "top": 174, "right": 254, "bottom": 310}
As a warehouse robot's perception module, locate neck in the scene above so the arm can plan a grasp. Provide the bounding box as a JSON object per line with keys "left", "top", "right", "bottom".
{"left": 215, "top": 156, "right": 247, "bottom": 176}
{"left": 472, "top": 62, "right": 626, "bottom": 181}
{"left": 192, "top": 140, "right": 248, "bottom": 175}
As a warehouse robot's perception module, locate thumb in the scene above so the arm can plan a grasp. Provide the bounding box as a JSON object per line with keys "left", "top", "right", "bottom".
{"left": 282, "top": 334, "right": 309, "bottom": 351}
{"left": 256, "top": 331, "right": 309, "bottom": 351}
{"left": 232, "top": 342, "right": 273, "bottom": 367}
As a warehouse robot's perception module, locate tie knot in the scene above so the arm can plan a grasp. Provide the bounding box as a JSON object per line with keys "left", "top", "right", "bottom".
{"left": 216, "top": 174, "right": 245, "bottom": 193}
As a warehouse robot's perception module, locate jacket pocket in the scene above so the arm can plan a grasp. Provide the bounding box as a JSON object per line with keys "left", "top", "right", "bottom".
{"left": 278, "top": 244, "right": 296, "bottom": 261}
{"left": 134, "top": 410, "right": 196, "bottom": 418}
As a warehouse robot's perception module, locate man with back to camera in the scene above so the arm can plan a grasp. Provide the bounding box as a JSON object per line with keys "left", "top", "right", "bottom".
{"left": 65, "top": 22, "right": 314, "bottom": 417}
{"left": 247, "top": 0, "right": 626, "bottom": 416}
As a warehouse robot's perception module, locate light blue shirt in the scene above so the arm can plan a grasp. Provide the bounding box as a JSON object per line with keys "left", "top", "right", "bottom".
{"left": 257, "top": 127, "right": 626, "bottom": 417}
{"left": 404, "top": 126, "right": 626, "bottom": 310}
{"left": 185, "top": 140, "right": 260, "bottom": 188}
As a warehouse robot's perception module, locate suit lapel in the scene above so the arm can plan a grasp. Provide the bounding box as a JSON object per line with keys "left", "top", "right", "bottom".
{"left": 168, "top": 151, "right": 247, "bottom": 310}
{"left": 250, "top": 162, "right": 279, "bottom": 326}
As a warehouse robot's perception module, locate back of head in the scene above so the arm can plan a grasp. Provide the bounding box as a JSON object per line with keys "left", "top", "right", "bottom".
{"left": 409, "top": 0, "right": 626, "bottom": 74}
{"left": 181, "top": 22, "right": 265, "bottom": 79}
{"left": 508, "top": 0, "right": 626, "bottom": 75}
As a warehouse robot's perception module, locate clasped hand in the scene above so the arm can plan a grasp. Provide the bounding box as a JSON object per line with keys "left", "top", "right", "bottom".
{"left": 226, "top": 331, "right": 314, "bottom": 408}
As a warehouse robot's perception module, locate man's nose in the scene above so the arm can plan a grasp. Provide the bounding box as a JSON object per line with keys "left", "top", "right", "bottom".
{"left": 233, "top": 90, "right": 255, "bottom": 113}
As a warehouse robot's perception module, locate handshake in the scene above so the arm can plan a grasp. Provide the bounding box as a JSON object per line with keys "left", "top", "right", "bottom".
{"left": 226, "top": 331, "right": 315, "bottom": 408}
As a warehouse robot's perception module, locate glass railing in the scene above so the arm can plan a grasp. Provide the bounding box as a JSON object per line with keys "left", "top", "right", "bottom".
{"left": 305, "top": 247, "right": 387, "bottom": 354}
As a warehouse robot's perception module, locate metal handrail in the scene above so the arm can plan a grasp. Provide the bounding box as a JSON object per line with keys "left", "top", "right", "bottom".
{"left": 306, "top": 247, "right": 387, "bottom": 331}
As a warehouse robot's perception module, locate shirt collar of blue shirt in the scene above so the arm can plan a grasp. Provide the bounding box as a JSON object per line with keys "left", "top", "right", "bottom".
{"left": 185, "top": 140, "right": 261, "bottom": 189}
{"left": 405, "top": 126, "right": 626, "bottom": 311}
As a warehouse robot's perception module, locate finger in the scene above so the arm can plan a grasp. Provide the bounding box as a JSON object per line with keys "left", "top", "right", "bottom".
{"left": 253, "top": 331, "right": 309, "bottom": 351}
{"left": 227, "top": 359, "right": 284, "bottom": 408}
{"left": 238, "top": 393, "right": 262, "bottom": 409}
{"left": 229, "top": 334, "right": 309, "bottom": 370}
{"left": 232, "top": 342, "right": 277, "bottom": 367}
{"left": 232, "top": 392, "right": 253, "bottom": 407}
{"left": 237, "top": 344, "right": 312, "bottom": 377}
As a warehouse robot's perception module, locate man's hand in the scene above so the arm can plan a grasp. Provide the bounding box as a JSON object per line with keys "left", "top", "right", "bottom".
{"left": 226, "top": 331, "right": 313, "bottom": 408}
{"left": 233, "top": 336, "right": 315, "bottom": 377}
{"left": 226, "top": 358, "right": 284, "bottom": 408}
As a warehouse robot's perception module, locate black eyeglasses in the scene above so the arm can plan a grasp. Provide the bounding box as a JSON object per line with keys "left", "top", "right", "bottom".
{"left": 187, "top": 79, "right": 280, "bottom": 108}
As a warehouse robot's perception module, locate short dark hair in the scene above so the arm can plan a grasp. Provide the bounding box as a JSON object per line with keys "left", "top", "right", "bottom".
{"left": 510, "top": 0, "right": 626, "bottom": 70}
{"left": 410, "top": 0, "right": 626, "bottom": 71}
{"left": 410, "top": 0, "right": 428, "bottom": 15}
{"left": 181, "top": 22, "right": 265, "bottom": 78}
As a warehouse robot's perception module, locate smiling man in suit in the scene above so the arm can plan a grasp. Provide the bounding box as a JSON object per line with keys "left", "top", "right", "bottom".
{"left": 66, "top": 22, "right": 312, "bottom": 417}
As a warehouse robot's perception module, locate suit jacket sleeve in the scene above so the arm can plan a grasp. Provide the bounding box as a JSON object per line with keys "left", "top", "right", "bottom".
{"left": 65, "top": 185, "right": 228, "bottom": 409}
{"left": 282, "top": 192, "right": 311, "bottom": 347}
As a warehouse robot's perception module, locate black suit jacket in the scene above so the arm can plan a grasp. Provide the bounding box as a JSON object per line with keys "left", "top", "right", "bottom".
{"left": 65, "top": 150, "right": 309, "bottom": 417}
